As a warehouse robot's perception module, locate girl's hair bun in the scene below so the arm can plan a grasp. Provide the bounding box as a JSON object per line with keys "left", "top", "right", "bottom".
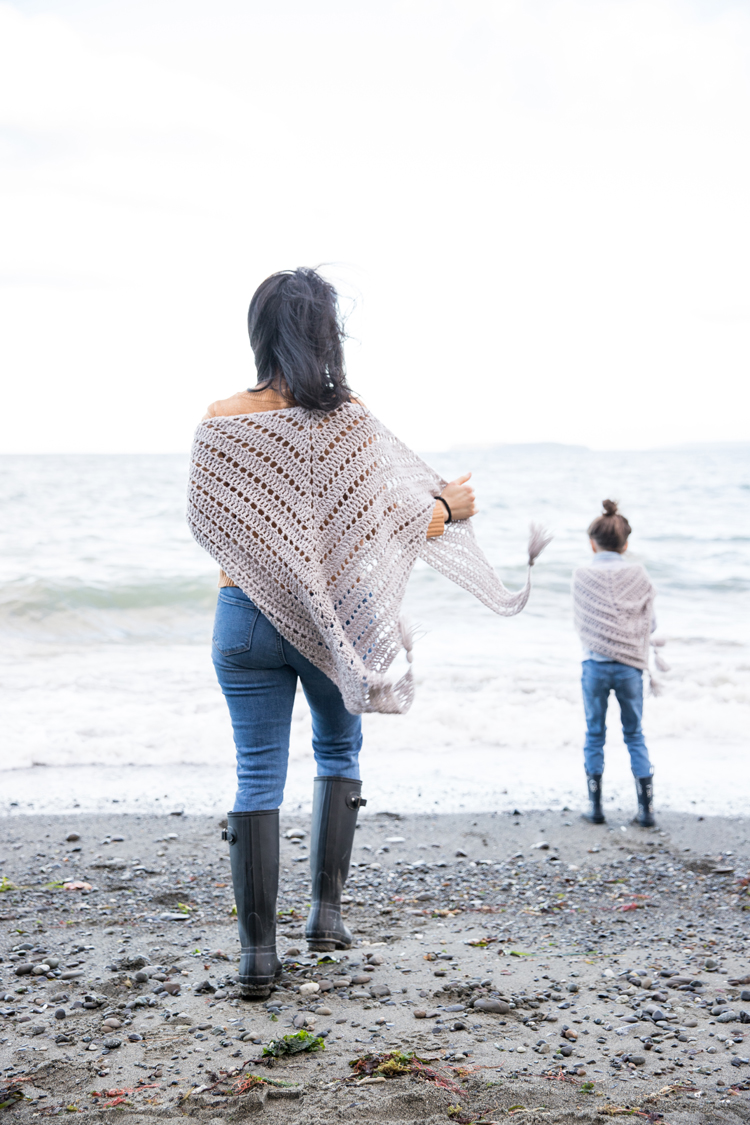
{"left": 602, "top": 499, "right": 618, "bottom": 517}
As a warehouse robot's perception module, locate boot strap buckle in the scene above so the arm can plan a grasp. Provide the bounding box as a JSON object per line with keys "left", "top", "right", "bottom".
{"left": 222, "top": 827, "right": 238, "bottom": 844}
{"left": 346, "top": 793, "right": 366, "bottom": 810}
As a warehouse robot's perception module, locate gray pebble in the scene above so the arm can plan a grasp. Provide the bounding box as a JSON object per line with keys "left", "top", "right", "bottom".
{"left": 54, "top": 1008, "right": 66, "bottom": 1020}
{"left": 103, "top": 1037, "right": 122, "bottom": 1049}
{"left": 473, "top": 999, "right": 510, "bottom": 1014}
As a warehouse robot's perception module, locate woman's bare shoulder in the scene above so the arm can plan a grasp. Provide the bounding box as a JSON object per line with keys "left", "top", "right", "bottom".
{"left": 203, "top": 388, "right": 287, "bottom": 419}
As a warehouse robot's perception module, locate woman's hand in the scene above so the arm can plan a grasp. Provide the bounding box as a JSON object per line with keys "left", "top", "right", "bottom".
{"left": 440, "top": 472, "right": 477, "bottom": 521}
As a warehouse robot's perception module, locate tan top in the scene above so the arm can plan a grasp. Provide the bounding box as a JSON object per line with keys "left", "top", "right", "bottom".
{"left": 204, "top": 386, "right": 447, "bottom": 587}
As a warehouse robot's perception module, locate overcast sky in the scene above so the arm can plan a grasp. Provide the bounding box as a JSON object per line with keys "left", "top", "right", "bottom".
{"left": 2, "top": 0, "right": 749, "bottom": 453}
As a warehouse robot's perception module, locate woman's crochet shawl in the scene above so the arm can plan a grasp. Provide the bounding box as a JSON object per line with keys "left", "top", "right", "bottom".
{"left": 573, "top": 563, "right": 656, "bottom": 671}
{"left": 187, "top": 402, "right": 548, "bottom": 715}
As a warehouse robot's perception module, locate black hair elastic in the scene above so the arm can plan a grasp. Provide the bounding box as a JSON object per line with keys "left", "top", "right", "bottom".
{"left": 436, "top": 495, "right": 452, "bottom": 523}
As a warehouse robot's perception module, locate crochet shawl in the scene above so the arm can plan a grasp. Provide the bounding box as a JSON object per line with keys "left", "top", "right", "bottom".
{"left": 187, "top": 401, "right": 549, "bottom": 714}
{"left": 573, "top": 562, "right": 668, "bottom": 686}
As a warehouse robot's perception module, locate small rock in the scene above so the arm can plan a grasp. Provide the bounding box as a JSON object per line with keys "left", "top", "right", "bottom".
{"left": 103, "top": 1037, "right": 122, "bottom": 1049}
{"left": 128, "top": 1033, "right": 142, "bottom": 1042}
{"left": 299, "top": 982, "right": 319, "bottom": 996}
{"left": 332, "top": 977, "right": 351, "bottom": 987}
{"left": 532, "top": 841, "right": 550, "bottom": 850}
{"left": 366, "top": 954, "right": 384, "bottom": 966}
{"left": 350, "top": 974, "right": 371, "bottom": 986}
{"left": 369, "top": 984, "right": 391, "bottom": 998}
{"left": 30, "top": 1025, "right": 46, "bottom": 1036}
{"left": 315, "top": 1006, "right": 332, "bottom": 1016}
{"left": 54, "top": 1009, "right": 66, "bottom": 1020}
{"left": 162, "top": 982, "right": 181, "bottom": 995}
{"left": 285, "top": 947, "right": 302, "bottom": 957}
{"left": 14, "top": 964, "right": 33, "bottom": 976}
{"left": 66, "top": 833, "right": 80, "bottom": 842}
{"left": 102, "top": 1018, "right": 122, "bottom": 1029}
{"left": 195, "top": 980, "right": 216, "bottom": 994}
{"left": 318, "top": 979, "right": 334, "bottom": 992}
{"left": 134, "top": 971, "right": 149, "bottom": 983}
{"left": 444, "top": 1004, "right": 466, "bottom": 1013}
{"left": 473, "top": 999, "right": 510, "bottom": 1014}
{"left": 705, "top": 959, "right": 720, "bottom": 971}
{"left": 414, "top": 1009, "right": 427, "bottom": 1019}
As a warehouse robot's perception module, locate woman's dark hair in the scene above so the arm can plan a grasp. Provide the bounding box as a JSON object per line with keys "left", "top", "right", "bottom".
{"left": 247, "top": 267, "right": 351, "bottom": 412}
{"left": 588, "top": 499, "right": 632, "bottom": 552}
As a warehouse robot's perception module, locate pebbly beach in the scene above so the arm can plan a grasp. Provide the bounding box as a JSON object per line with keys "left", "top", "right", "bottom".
{"left": 1, "top": 807, "right": 749, "bottom": 1124}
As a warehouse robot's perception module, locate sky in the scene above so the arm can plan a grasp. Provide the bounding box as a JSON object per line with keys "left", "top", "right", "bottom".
{"left": 1, "top": 0, "right": 749, "bottom": 454}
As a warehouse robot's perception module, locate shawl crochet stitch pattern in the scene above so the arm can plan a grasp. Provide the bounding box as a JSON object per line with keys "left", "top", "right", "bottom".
{"left": 187, "top": 401, "right": 549, "bottom": 715}
{"left": 573, "top": 563, "right": 669, "bottom": 689}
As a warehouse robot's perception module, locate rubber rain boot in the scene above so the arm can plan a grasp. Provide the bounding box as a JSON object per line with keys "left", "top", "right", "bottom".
{"left": 305, "top": 776, "right": 366, "bottom": 952}
{"left": 634, "top": 777, "right": 656, "bottom": 828}
{"left": 582, "top": 774, "right": 605, "bottom": 824}
{"left": 222, "top": 809, "right": 281, "bottom": 998}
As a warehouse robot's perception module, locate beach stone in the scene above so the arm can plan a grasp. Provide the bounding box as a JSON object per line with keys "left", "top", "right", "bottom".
{"left": 102, "top": 1018, "right": 122, "bottom": 1029}
{"left": 369, "top": 983, "right": 391, "bottom": 998}
{"left": 717, "top": 1011, "right": 737, "bottom": 1023}
{"left": 444, "top": 1004, "right": 466, "bottom": 1013}
{"left": 332, "top": 977, "right": 351, "bottom": 987}
{"left": 103, "top": 1037, "right": 122, "bottom": 1049}
{"left": 705, "top": 958, "right": 720, "bottom": 971}
{"left": 14, "top": 964, "right": 33, "bottom": 976}
{"left": 473, "top": 998, "right": 510, "bottom": 1014}
{"left": 298, "top": 982, "right": 319, "bottom": 996}
{"left": 30, "top": 1025, "right": 46, "bottom": 1036}
{"left": 367, "top": 954, "right": 384, "bottom": 966}
{"left": 350, "top": 974, "right": 371, "bottom": 985}
{"left": 414, "top": 1010, "right": 427, "bottom": 1019}
{"left": 318, "top": 979, "right": 334, "bottom": 991}
{"left": 54, "top": 1009, "right": 66, "bottom": 1020}
{"left": 128, "top": 1033, "right": 142, "bottom": 1042}
{"left": 314, "top": 1006, "right": 332, "bottom": 1016}
{"left": 162, "top": 982, "right": 181, "bottom": 995}
{"left": 740, "top": 1011, "right": 750, "bottom": 1024}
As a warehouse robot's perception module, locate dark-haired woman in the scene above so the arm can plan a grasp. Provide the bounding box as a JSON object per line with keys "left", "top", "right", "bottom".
{"left": 573, "top": 500, "right": 666, "bottom": 830}
{"left": 188, "top": 268, "right": 548, "bottom": 997}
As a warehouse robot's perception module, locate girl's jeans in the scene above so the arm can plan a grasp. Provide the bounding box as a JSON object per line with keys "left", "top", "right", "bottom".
{"left": 581, "top": 659, "right": 653, "bottom": 778}
{"left": 212, "top": 587, "right": 362, "bottom": 812}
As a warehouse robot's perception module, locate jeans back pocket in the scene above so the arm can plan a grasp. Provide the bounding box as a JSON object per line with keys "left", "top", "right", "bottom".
{"left": 212, "top": 592, "right": 260, "bottom": 656}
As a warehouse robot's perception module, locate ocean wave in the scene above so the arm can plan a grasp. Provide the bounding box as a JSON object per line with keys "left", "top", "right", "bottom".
{"left": 0, "top": 576, "right": 216, "bottom": 643}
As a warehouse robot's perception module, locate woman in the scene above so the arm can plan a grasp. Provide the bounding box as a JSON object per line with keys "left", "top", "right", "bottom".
{"left": 188, "top": 267, "right": 547, "bottom": 997}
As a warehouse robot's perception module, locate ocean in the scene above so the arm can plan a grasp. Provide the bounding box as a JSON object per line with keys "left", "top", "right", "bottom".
{"left": 2, "top": 445, "right": 749, "bottom": 819}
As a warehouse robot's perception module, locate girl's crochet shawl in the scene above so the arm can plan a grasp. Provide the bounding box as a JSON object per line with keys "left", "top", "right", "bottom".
{"left": 573, "top": 563, "right": 669, "bottom": 689}
{"left": 187, "top": 402, "right": 549, "bottom": 715}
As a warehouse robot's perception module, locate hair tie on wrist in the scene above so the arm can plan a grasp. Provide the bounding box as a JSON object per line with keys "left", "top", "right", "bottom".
{"left": 436, "top": 495, "right": 452, "bottom": 524}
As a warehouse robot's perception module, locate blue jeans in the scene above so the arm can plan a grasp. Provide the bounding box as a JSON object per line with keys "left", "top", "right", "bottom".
{"left": 581, "top": 659, "right": 653, "bottom": 779}
{"left": 212, "top": 587, "right": 362, "bottom": 811}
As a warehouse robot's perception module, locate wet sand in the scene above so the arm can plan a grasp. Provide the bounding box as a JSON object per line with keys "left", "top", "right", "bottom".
{"left": 1, "top": 808, "right": 750, "bottom": 1123}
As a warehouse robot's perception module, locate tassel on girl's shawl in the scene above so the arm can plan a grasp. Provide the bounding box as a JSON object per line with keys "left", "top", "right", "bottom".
{"left": 648, "top": 638, "right": 670, "bottom": 695}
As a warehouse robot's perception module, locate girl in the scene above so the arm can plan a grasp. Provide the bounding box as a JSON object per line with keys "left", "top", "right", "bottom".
{"left": 187, "top": 267, "right": 548, "bottom": 996}
{"left": 573, "top": 500, "right": 664, "bottom": 828}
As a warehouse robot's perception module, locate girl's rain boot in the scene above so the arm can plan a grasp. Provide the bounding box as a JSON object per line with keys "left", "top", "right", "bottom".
{"left": 222, "top": 809, "right": 282, "bottom": 998}
{"left": 305, "top": 776, "right": 366, "bottom": 952}
{"left": 634, "top": 777, "right": 656, "bottom": 828}
{"left": 582, "top": 774, "right": 606, "bottom": 824}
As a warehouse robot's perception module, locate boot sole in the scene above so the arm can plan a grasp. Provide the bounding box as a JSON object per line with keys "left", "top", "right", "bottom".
{"left": 581, "top": 813, "right": 606, "bottom": 825}
{"left": 306, "top": 938, "right": 351, "bottom": 952}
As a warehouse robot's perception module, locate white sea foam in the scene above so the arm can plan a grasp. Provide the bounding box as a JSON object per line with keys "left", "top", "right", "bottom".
{"left": 1, "top": 446, "right": 748, "bottom": 817}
